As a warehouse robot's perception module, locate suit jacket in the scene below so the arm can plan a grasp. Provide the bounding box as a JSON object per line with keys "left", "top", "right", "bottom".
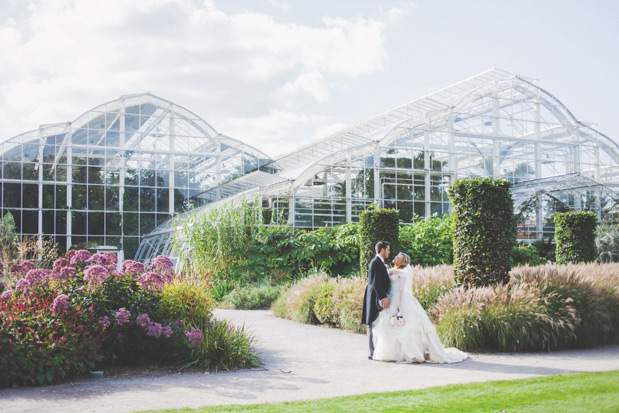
{"left": 361, "top": 255, "right": 390, "bottom": 325}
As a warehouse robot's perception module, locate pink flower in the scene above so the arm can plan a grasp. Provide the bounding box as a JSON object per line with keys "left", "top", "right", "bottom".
{"left": 146, "top": 322, "right": 162, "bottom": 338}
{"left": 21, "top": 261, "right": 35, "bottom": 272}
{"left": 0, "top": 290, "right": 13, "bottom": 301}
{"left": 52, "top": 294, "right": 69, "bottom": 315}
{"left": 51, "top": 266, "right": 76, "bottom": 282}
{"left": 70, "top": 249, "right": 91, "bottom": 266}
{"left": 174, "top": 319, "right": 184, "bottom": 329}
{"left": 15, "top": 279, "right": 30, "bottom": 294}
{"left": 83, "top": 265, "right": 110, "bottom": 290}
{"left": 152, "top": 255, "right": 174, "bottom": 271}
{"left": 121, "top": 260, "right": 145, "bottom": 276}
{"left": 162, "top": 325, "right": 173, "bottom": 339}
{"left": 25, "top": 269, "right": 51, "bottom": 287}
{"left": 185, "top": 327, "right": 203, "bottom": 348}
{"left": 52, "top": 258, "right": 70, "bottom": 271}
{"left": 136, "top": 313, "right": 151, "bottom": 328}
{"left": 9, "top": 264, "right": 24, "bottom": 275}
{"left": 103, "top": 252, "right": 118, "bottom": 269}
{"left": 99, "top": 316, "right": 110, "bottom": 329}
{"left": 138, "top": 272, "right": 166, "bottom": 292}
{"left": 115, "top": 308, "right": 130, "bottom": 325}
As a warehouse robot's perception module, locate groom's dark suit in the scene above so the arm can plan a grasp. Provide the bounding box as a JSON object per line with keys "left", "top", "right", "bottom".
{"left": 361, "top": 255, "right": 390, "bottom": 358}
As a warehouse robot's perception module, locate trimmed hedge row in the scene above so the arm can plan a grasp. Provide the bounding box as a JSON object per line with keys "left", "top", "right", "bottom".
{"left": 448, "top": 178, "right": 514, "bottom": 287}
{"left": 359, "top": 207, "right": 399, "bottom": 272}
{"left": 554, "top": 211, "right": 598, "bottom": 264}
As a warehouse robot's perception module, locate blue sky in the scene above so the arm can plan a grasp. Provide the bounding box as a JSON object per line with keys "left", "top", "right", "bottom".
{"left": 0, "top": 0, "right": 617, "bottom": 157}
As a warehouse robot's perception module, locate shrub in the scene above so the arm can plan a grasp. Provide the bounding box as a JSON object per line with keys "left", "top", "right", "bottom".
{"left": 531, "top": 238, "right": 555, "bottom": 262}
{"left": 448, "top": 178, "right": 514, "bottom": 287}
{"left": 400, "top": 214, "right": 453, "bottom": 267}
{"left": 359, "top": 207, "right": 400, "bottom": 272}
{"left": 409, "top": 264, "right": 454, "bottom": 312}
{"left": 331, "top": 276, "right": 367, "bottom": 333}
{"left": 158, "top": 281, "right": 214, "bottom": 327}
{"left": 271, "top": 284, "right": 292, "bottom": 319}
{"left": 510, "top": 244, "right": 547, "bottom": 267}
{"left": 0, "top": 292, "right": 107, "bottom": 387}
{"left": 596, "top": 224, "right": 619, "bottom": 263}
{"left": 312, "top": 281, "right": 337, "bottom": 325}
{"left": 224, "top": 281, "right": 281, "bottom": 309}
{"left": 279, "top": 273, "right": 328, "bottom": 324}
{"left": 554, "top": 211, "right": 597, "bottom": 264}
{"left": 181, "top": 319, "right": 259, "bottom": 372}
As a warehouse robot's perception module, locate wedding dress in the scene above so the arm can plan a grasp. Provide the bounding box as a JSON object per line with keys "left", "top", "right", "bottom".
{"left": 372, "top": 265, "right": 468, "bottom": 363}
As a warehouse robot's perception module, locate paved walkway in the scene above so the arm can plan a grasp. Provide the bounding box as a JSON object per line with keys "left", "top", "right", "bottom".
{"left": 1, "top": 309, "right": 619, "bottom": 412}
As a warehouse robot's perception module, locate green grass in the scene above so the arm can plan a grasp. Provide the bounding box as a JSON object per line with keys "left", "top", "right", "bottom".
{"left": 147, "top": 370, "right": 619, "bottom": 412}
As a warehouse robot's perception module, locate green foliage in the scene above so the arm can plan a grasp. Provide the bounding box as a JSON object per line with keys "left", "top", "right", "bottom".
{"left": 312, "top": 282, "right": 337, "bottom": 325}
{"left": 182, "top": 319, "right": 259, "bottom": 372}
{"left": 532, "top": 238, "right": 556, "bottom": 263}
{"left": 271, "top": 284, "right": 293, "bottom": 319}
{"left": 448, "top": 178, "right": 514, "bottom": 287}
{"left": 0, "top": 293, "right": 107, "bottom": 387}
{"left": 554, "top": 211, "right": 597, "bottom": 264}
{"left": 158, "top": 281, "right": 214, "bottom": 327}
{"left": 596, "top": 223, "right": 619, "bottom": 263}
{"left": 399, "top": 214, "right": 453, "bottom": 267}
{"left": 510, "top": 244, "right": 547, "bottom": 267}
{"left": 358, "top": 207, "right": 400, "bottom": 272}
{"left": 224, "top": 281, "right": 281, "bottom": 309}
{"left": 0, "top": 211, "right": 19, "bottom": 266}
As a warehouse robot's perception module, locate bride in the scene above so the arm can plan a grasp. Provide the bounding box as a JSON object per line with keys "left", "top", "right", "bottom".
{"left": 372, "top": 252, "right": 468, "bottom": 363}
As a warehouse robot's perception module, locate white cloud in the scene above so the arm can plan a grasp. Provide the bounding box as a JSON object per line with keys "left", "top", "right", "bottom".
{"left": 0, "top": 0, "right": 391, "bottom": 155}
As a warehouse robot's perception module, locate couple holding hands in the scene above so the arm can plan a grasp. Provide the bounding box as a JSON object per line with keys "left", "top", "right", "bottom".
{"left": 362, "top": 241, "right": 467, "bottom": 363}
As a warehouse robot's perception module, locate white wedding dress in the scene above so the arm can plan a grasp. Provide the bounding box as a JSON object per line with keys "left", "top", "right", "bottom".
{"left": 372, "top": 265, "right": 468, "bottom": 363}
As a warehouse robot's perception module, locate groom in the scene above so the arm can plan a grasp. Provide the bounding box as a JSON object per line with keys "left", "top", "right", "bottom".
{"left": 361, "top": 240, "right": 391, "bottom": 360}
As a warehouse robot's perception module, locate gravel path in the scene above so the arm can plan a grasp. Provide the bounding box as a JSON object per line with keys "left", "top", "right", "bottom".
{"left": 1, "top": 308, "right": 618, "bottom": 412}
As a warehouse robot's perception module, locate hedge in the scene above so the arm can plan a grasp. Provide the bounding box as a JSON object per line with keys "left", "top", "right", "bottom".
{"left": 554, "top": 211, "right": 598, "bottom": 264}
{"left": 358, "top": 207, "right": 399, "bottom": 272}
{"left": 448, "top": 178, "right": 514, "bottom": 287}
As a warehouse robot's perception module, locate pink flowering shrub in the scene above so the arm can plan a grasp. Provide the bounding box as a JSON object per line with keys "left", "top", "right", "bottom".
{"left": 114, "top": 308, "right": 131, "bottom": 325}
{"left": 69, "top": 249, "right": 91, "bottom": 267}
{"left": 52, "top": 294, "right": 69, "bottom": 315}
{"left": 138, "top": 272, "right": 166, "bottom": 291}
{"left": 83, "top": 265, "right": 110, "bottom": 290}
{"left": 121, "top": 260, "right": 145, "bottom": 277}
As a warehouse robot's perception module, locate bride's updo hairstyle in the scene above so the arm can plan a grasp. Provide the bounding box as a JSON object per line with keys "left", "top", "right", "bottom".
{"left": 397, "top": 252, "right": 411, "bottom": 268}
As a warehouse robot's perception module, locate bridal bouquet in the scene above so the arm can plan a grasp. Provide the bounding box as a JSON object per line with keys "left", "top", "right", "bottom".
{"left": 391, "top": 312, "right": 405, "bottom": 327}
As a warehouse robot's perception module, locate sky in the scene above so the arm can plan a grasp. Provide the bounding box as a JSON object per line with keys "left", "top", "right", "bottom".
{"left": 0, "top": 0, "right": 617, "bottom": 158}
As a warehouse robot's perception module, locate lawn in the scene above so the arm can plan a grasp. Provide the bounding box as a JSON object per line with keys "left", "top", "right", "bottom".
{"left": 150, "top": 370, "right": 619, "bottom": 412}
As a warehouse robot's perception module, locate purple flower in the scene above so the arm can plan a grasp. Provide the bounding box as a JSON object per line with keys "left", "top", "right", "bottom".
{"left": 99, "top": 316, "right": 110, "bottom": 329}
{"left": 21, "top": 261, "right": 35, "bottom": 272}
{"left": 51, "top": 266, "right": 76, "bottom": 282}
{"left": 121, "top": 260, "right": 145, "bottom": 276}
{"left": 103, "top": 252, "right": 118, "bottom": 268}
{"left": 70, "top": 249, "right": 91, "bottom": 266}
{"left": 174, "top": 319, "right": 185, "bottom": 329}
{"left": 136, "top": 313, "right": 151, "bottom": 328}
{"left": 146, "top": 322, "right": 163, "bottom": 338}
{"left": 52, "top": 294, "right": 69, "bottom": 315}
{"left": 152, "top": 255, "right": 174, "bottom": 271}
{"left": 0, "top": 290, "right": 13, "bottom": 302}
{"left": 25, "top": 269, "right": 51, "bottom": 287}
{"left": 83, "top": 265, "right": 110, "bottom": 290}
{"left": 52, "top": 258, "right": 70, "bottom": 271}
{"left": 162, "top": 325, "right": 173, "bottom": 339}
{"left": 185, "top": 327, "right": 203, "bottom": 348}
{"left": 15, "top": 279, "right": 30, "bottom": 294}
{"left": 9, "top": 264, "right": 24, "bottom": 275}
{"left": 0, "top": 261, "right": 4, "bottom": 273}
{"left": 138, "top": 272, "right": 166, "bottom": 292}
{"left": 115, "top": 308, "right": 130, "bottom": 325}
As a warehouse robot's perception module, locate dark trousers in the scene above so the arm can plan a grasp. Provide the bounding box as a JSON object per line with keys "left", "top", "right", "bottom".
{"left": 368, "top": 324, "right": 375, "bottom": 358}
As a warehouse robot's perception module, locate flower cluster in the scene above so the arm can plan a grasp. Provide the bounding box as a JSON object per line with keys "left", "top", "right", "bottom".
{"left": 185, "top": 327, "right": 203, "bottom": 348}
{"left": 138, "top": 272, "right": 166, "bottom": 292}
{"left": 52, "top": 294, "right": 69, "bottom": 315}
{"left": 162, "top": 325, "right": 173, "bottom": 339}
{"left": 9, "top": 263, "right": 26, "bottom": 275}
{"left": 90, "top": 253, "right": 118, "bottom": 271}
{"left": 15, "top": 279, "right": 30, "bottom": 294}
{"left": 136, "top": 313, "right": 151, "bottom": 328}
{"left": 0, "top": 289, "right": 13, "bottom": 302}
{"left": 69, "top": 249, "right": 91, "bottom": 267}
{"left": 99, "top": 316, "right": 110, "bottom": 329}
{"left": 83, "top": 265, "right": 110, "bottom": 290}
{"left": 145, "top": 322, "right": 163, "bottom": 338}
{"left": 52, "top": 258, "right": 70, "bottom": 271}
{"left": 115, "top": 307, "right": 130, "bottom": 325}
{"left": 51, "top": 266, "right": 76, "bottom": 283}
{"left": 152, "top": 255, "right": 174, "bottom": 271}
{"left": 21, "top": 261, "right": 35, "bottom": 272}
{"left": 25, "top": 269, "right": 51, "bottom": 288}
{"left": 121, "top": 260, "right": 145, "bottom": 277}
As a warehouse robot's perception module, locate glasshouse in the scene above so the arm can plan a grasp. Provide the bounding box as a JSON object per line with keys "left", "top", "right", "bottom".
{"left": 135, "top": 68, "right": 619, "bottom": 265}
{"left": 0, "top": 93, "right": 270, "bottom": 259}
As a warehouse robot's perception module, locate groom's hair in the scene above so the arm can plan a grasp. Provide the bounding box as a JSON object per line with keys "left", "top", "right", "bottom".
{"left": 375, "top": 241, "right": 390, "bottom": 254}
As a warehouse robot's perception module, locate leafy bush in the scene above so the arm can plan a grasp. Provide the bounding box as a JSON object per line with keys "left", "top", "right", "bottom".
{"left": 531, "top": 238, "right": 555, "bottom": 263}
{"left": 448, "top": 178, "right": 514, "bottom": 287}
{"left": 554, "top": 211, "right": 597, "bottom": 264}
{"left": 181, "top": 319, "right": 259, "bottom": 371}
{"left": 159, "top": 281, "right": 214, "bottom": 327}
{"left": 359, "top": 207, "right": 400, "bottom": 272}
{"left": 400, "top": 214, "right": 453, "bottom": 267}
{"left": 224, "top": 281, "right": 281, "bottom": 309}
{"left": 0, "top": 292, "right": 107, "bottom": 387}
{"left": 596, "top": 224, "right": 619, "bottom": 263}
{"left": 510, "top": 244, "right": 547, "bottom": 267}
{"left": 312, "top": 281, "right": 337, "bottom": 325}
